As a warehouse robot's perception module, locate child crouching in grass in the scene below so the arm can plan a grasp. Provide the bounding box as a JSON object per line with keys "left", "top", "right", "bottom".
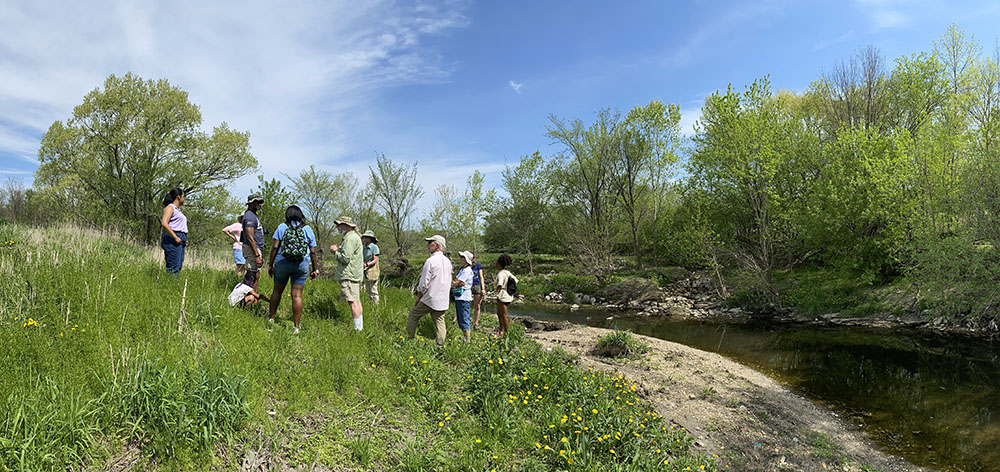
{"left": 228, "top": 272, "right": 269, "bottom": 307}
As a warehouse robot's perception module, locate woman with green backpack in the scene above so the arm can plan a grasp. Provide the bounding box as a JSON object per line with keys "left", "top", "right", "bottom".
{"left": 266, "top": 205, "right": 318, "bottom": 334}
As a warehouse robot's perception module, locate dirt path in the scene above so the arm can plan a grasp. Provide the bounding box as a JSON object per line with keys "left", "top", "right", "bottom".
{"left": 522, "top": 321, "right": 932, "bottom": 472}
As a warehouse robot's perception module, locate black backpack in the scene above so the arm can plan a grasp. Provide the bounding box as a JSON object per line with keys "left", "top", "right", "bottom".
{"left": 505, "top": 274, "right": 518, "bottom": 297}
{"left": 280, "top": 224, "right": 308, "bottom": 261}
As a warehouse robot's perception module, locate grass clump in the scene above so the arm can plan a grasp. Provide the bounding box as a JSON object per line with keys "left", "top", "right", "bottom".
{"left": 593, "top": 329, "right": 651, "bottom": 358}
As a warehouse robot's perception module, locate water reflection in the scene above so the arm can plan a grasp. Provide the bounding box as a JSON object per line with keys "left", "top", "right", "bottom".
{"left": 510, "top": 304, "right": 1000, "bottom": 471}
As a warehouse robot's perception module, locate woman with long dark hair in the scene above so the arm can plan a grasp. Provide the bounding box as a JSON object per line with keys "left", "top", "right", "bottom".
{"left": 160, "top": 188, "right": 187, "bottom": 274}
{"left": 267, "top": 205, "right": 319, "bottom": 333}
{"left": 494, "top": 253, "right": 516, "bottom": 337}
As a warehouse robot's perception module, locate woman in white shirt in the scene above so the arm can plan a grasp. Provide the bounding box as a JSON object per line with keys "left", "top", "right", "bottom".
{"left": 453, "top": 251, "right": 475, "bottom": 343}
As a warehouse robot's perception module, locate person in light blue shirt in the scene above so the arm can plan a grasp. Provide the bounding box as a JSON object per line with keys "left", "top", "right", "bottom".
{"left": 452, "top": 251, "right": 475, "bottom": 343}
{"left": 266, "top": 205, "right": 318, "bottom": 334}
{"left": 362, "top": 230, "right": 381, "bottom": 303}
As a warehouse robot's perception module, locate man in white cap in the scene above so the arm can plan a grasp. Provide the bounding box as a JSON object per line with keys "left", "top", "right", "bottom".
{"left": 330, "top": 216, "right": 364, "bottom": 331}
{"left": 406, "top": 234, "right": 452, "bottom": 347}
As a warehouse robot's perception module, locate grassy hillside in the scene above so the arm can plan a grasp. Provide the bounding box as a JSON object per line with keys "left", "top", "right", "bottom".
{"left": 0, "top": 223, "right": 717, "bottom": 471}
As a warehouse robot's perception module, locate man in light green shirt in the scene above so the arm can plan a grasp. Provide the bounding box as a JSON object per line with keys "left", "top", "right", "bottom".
{"left": 330, "top": 216, "right": 364, "bottom": 330}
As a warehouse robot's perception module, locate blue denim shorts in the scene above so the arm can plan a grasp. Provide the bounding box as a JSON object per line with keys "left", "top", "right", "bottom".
{"left": 274, "top": 258, "right": 309, "bottom": 286}
{"left": 455, "top": 300, "right": 471, "bottom": 331}
{"left": 233, "top": 248, "right": 246, "bottom": 265}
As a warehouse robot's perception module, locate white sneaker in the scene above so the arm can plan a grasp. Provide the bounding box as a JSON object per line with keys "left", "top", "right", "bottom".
{"left": 268, "top": 317, "right": 275, "bottom": 323}
{"left": 293, "top": 326, "right": 300, "bottom": 334}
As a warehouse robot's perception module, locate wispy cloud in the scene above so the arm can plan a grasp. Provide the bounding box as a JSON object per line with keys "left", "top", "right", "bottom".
{"left": 854, "top": 0, "right": 911, "bottom": 29}
{"left": 662, "top": 1, "right": 787, "bottom": 70}
{"left": 0, "top": 0, "right": 470, "bottom": 186}
{"left": 813, "top": 30, "right": 856, "bottom": 51}
{"left": 509, "top": 80, "right": 524, "bottom": 94}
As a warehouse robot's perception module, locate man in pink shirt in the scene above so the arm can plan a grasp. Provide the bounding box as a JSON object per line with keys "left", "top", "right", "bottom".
{"left": 222, "top": 221, "right": 246, "bottom": 276}
{"left": 406, "top": 234, "right": 453, "bottom": 347}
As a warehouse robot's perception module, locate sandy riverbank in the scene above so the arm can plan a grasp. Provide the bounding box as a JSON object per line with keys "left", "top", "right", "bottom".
{"left": 521, "top": 320, "right": 932, "bottom": 472}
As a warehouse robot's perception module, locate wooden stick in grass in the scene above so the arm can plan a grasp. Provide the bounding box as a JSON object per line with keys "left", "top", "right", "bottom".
{"left": 178, "top": 278, "right": 188, "bottom": 333}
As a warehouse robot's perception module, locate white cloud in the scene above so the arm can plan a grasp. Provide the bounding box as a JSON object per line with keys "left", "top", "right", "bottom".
{"left": 0, "top": 0, "right": 471, "bottom": 189}
{"left": 0, "top": 126, "right": 39, "bottom": 162}
{"left": 678, "top": 106, "right": 703, "bottom": 138}
{"left": 662, "top": 1, "right": 787, "bottom": 69}
{"left": 854, "top": 0, "right": 910, "bottom": 29}
{"left": 813, "top": 30, "right": 855, "bottom": 52}
{"left": 509, "top": 80, "right": 523, "bottom": 94}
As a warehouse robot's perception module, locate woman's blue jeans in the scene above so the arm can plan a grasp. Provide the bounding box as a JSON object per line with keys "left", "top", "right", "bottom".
{"left": 161, "top": 232, "right": 187, "bottom": 274}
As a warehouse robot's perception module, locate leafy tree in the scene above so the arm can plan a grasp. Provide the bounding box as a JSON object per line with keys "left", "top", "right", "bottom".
{"left": 369, "top": 154, "right": 423, "bottom": 256}
{"left": 485, "top": 152, "right": 553, "bottom": 274}
{"left": 546, "top": 110, "right": 620, "bottom": 269}
{"left": 35, "top": 73, "right": 257, "bottom": 241}
{"left": 460, "top": 171, "right": 494, "bottom": 253}
{"left": 351, "top": 179, "right": 384, "bottom": 236}
{"left": 286, "top": 165, "right": 357, "bottom": 249}
{"left": 689, "top": 77, "right": 798, "bottom": 301}
{"left": 614, "top": 100, "right": 682, "bottom": 269}
{"left": 252, "top": 176, "right": 295, "bottom": 242}
{"left": 421, "top": 184, "right": 461, "bottom": 241}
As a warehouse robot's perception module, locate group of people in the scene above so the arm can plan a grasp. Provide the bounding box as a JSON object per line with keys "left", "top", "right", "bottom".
{"left": 159, "top": 187, "right": 517, "bottom": 341}
{"left": 405, "top": 235, "right": 517, "bottom": 345}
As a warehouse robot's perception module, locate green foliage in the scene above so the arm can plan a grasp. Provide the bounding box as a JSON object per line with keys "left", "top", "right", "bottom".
{"left": 34, "top": 73, "right": 257, "bottom": 242}
{"left": 688, "top": 77, "right": 802, "bottom": 300}
{"left": 286, "top": 165, "right": 358, "bottom": 249}
{"left": 796, "top": 129, "right": 916, "bottom": 278}
{"left": 484, "top": 152, "right": 557, "bottom": 273}
{"left": 101, "top": 359, "right": 249, "bottom": 459}
{"left": 520, "top": 272, "right": 604, "bottom": 298}
{"left": 593, "top": 330, "right": 651, "bottom": 358}
{"left": 370, "top": 153, "right": 423, "bottom": 256}
{"left": 253, "top": 175, "right": 295, "bottom": 238}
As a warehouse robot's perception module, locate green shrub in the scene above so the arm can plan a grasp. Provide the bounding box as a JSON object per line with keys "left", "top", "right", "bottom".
{"left": 593, "top": 329, "right": 651, "bottom": 358}
{"left": 521, "top": 273, "right": 604, "bottom": 298}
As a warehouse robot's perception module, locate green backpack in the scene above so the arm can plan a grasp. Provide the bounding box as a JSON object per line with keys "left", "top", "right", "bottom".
{"left": 280, "top": 224, "right": 309, "bottom": 261}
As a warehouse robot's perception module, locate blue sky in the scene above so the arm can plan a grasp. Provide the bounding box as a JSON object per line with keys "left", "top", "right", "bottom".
{"left": 2, "top": 0, "right": 1000, "bottom": 212}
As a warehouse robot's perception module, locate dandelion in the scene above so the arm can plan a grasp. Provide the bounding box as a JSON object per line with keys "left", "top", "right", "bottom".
{"left": 475, "top": 439, "right": 481, "bottom": 443}
{"left": 438, "top": 422, "right": 444, "bottom": 427}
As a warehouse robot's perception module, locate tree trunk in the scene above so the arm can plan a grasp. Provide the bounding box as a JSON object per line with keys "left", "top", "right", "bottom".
{"left": 631, "top": 217, "right": 643, "bottom": 270}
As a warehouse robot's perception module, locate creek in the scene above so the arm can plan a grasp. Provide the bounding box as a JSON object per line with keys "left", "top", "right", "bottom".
{"left": 510, "top": 302, "right": 1000, "bottom": 472}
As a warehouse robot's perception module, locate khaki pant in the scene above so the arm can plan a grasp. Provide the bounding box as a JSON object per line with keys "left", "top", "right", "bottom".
{"left": 339, "top": 281, "right": 361, "bottom": 302}
{"left": 364, "top": 277, "right": 380, "bottom": 302}
{"left": 406, "top": 301, "right": 446, "bottom": 346}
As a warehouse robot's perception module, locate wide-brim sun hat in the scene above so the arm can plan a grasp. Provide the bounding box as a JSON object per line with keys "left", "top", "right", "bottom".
{"left": 247, "top": 193, "right": 264, "bottom": 204}
{"left": 459, "top": 250, "right": 474, "bottom": 262}
{"left": 334, "top": 216, "right": 358, "bottom": 228}
{"left": 424, "top": 234, "right": 447, "bottom": 251}
{"left": 362, "top": 230, "right": 378, "bottom": 244}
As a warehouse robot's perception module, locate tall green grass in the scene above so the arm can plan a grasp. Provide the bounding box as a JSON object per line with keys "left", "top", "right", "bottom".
{"left": 0, "top": 222, "right": 719, "bottom": 470}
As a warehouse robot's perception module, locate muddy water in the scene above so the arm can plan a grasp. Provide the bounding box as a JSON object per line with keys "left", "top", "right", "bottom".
{"left": 509, "top": 303, "right": 1000, "bottom": 472}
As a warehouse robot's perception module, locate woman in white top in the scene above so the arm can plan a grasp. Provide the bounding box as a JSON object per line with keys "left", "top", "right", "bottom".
{"left": 452, "top": 251, "right": 475, "bottom": 343}
{"left": 494, "top": 253, "right": 516, "bottom": 337}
